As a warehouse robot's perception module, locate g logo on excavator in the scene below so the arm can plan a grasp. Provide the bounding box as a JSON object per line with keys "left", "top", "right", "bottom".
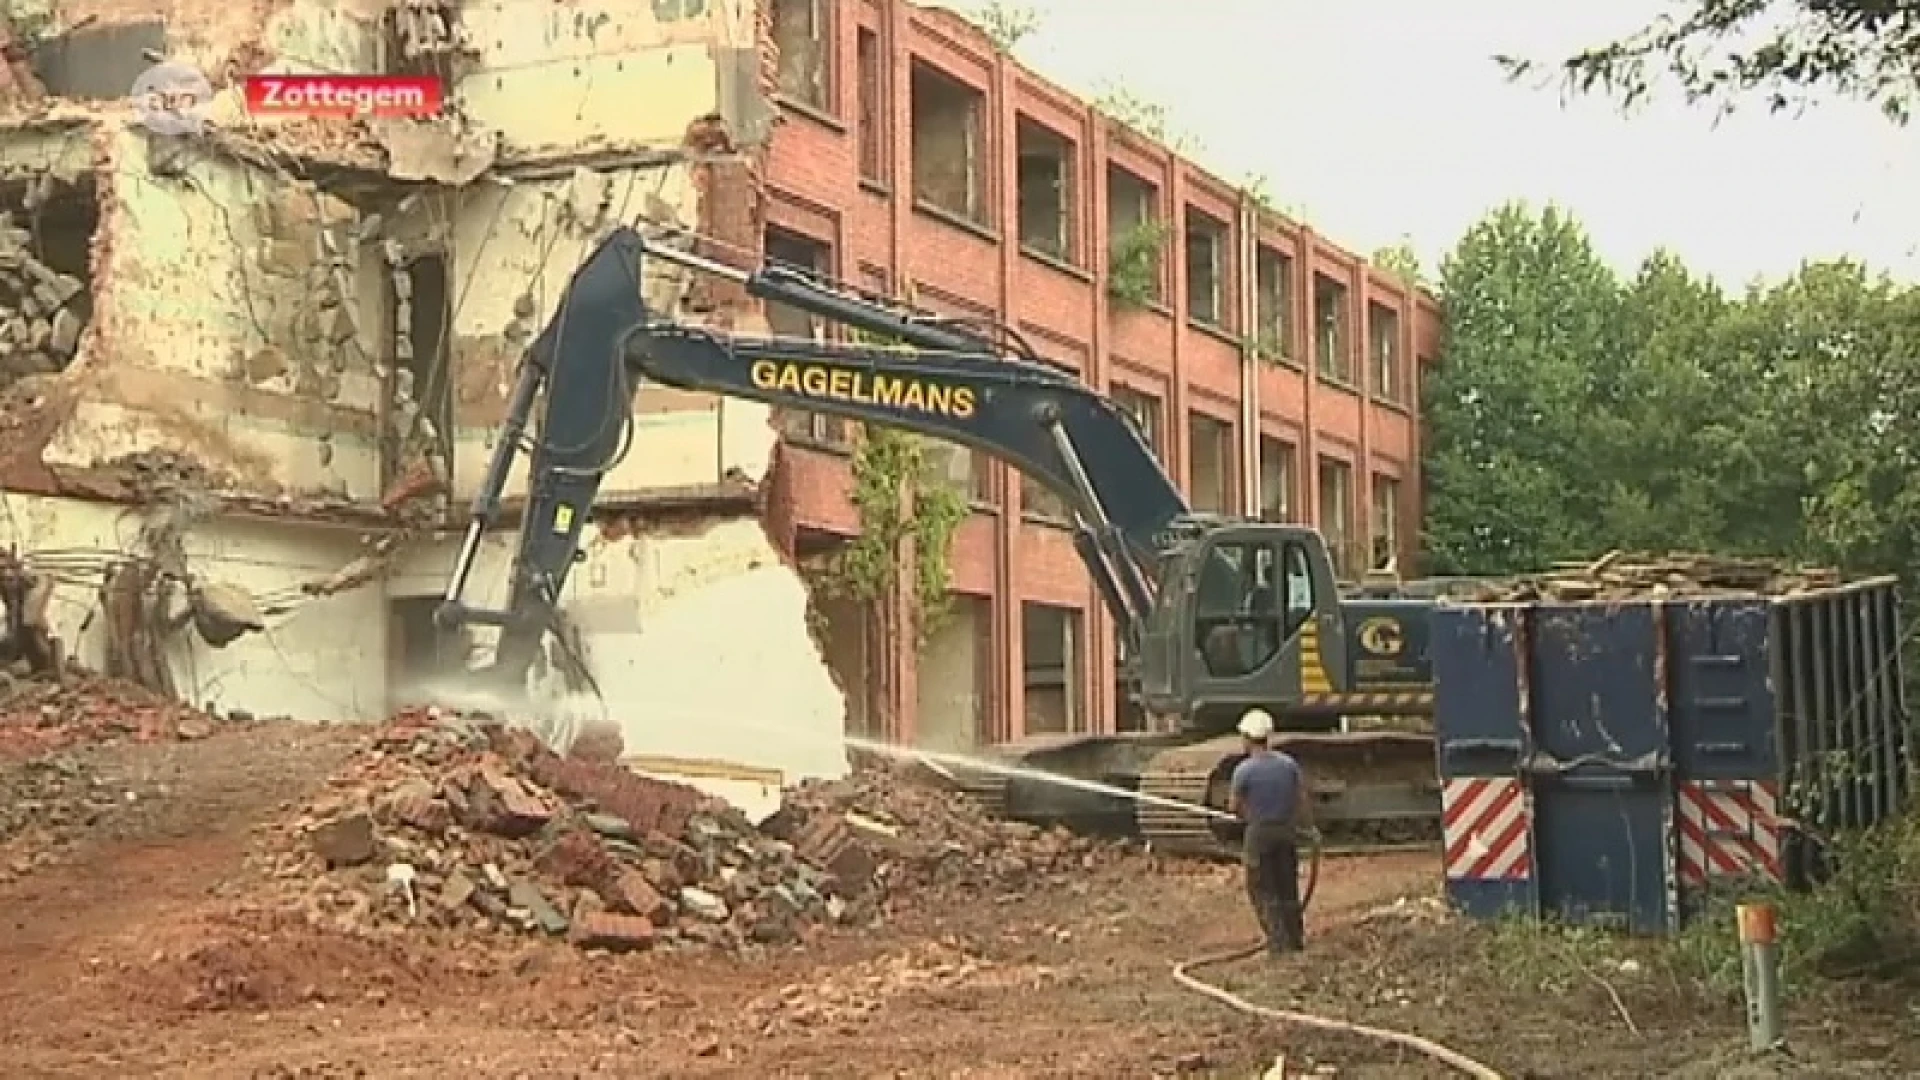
{"left": 1357, "top": 616, "right": 1404, "bottom": 657}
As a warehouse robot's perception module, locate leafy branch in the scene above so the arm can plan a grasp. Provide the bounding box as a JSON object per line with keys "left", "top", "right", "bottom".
{"left": 1090, "top": 82, "right": 1204, "bottom": 153}
{"left": 830, "top": 308, "right": 969, "bottom": 639}
{"left": 964, "top": 1, "right": 1040, "bottom": 53}
{"left": 1497, "top": 0, "right": 1920, "bottom": 122}
{"left": 1107, "top": 219, "right": 1167, "bottom": 308}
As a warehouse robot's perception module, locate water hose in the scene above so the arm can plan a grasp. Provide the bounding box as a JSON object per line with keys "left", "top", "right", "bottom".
{"left": 1169, "top": 832, "right": 1506, "bottom": 1080}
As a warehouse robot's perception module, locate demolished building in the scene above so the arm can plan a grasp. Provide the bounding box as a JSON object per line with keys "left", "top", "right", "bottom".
{"left": 0, "top": 0, "right": 850, "bottom": 799}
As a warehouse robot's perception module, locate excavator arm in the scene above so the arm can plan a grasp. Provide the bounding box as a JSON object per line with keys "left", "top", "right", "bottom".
{"left": 436, "top": 227, "right": 1197, "bottom": 690}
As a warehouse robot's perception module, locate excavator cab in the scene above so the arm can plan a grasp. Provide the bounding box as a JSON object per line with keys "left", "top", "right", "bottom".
{"left": 1136, "top": 523, "right": 1346, "bottom": 732}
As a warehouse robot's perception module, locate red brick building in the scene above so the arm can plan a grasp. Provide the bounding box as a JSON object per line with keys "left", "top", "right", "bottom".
{"left": 760, "top": 0, "right": 1442, "bottom": 750}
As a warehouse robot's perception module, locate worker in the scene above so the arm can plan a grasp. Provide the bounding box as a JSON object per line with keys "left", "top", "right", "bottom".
{"left": 1227, "top": 708, "right": 1310, "bottom": 954}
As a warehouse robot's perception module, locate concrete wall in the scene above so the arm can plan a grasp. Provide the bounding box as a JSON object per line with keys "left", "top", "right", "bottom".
{"left": 0, "top": 492, "right": 386, "bottom": 721}
{"left": 36, "top": 125, "right": 387, "bottom": 500}
{"left": 456, "top": 0, "right": 767, "bottom": 156}
{"left": 389, "top": 510, "right": 849, "bottom": 788}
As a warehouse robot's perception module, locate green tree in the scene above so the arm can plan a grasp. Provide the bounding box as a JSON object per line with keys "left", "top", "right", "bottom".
{"left": 1423, "top": 203, "right": 1624, "bottom": 574}
{"left": 1499, "top": 1, "right": 1920, "bottom": 120}
{"left": 1743, "top": 262, "right": 1920, "bottom": 570}
{"left": 1585, "top": 252, "right": 1741, "bottom": 551}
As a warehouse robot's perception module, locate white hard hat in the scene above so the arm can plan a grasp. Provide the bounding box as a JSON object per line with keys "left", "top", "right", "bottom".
{"left": 1237, "top": 708, "right": 1275, "bottom": 740}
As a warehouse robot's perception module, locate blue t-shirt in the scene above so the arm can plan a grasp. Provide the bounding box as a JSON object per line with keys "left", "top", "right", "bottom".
{"left": 1231, "top": 751, "right": 1302, "bottom": 825}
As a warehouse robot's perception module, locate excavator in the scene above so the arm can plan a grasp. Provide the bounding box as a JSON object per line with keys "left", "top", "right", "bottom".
{"left": 435, "top": 227, "right": 1440, "bottom": 857}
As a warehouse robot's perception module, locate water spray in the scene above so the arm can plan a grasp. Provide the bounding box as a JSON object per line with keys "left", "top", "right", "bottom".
{"left": 843, "top": 735, "right": 1237, "bottom": 822}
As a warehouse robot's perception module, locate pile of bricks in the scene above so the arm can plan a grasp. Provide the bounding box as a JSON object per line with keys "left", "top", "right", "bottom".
{"left": 256, "top": 709, "right": 874, "bottom": 953}
{"left": 773, "top": 757, "right": 1128, "bottom": 907}
{"left": 0, "top": 670, "right": 234, "bottom": 764}
{"left": 0, "top": 213, "right": 86, "bottom": 385}
{"left": 252, "top": 710, "right": 1136, "bottom": 953}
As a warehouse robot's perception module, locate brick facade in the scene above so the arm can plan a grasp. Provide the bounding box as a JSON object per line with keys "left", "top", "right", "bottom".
{"left": 762, "top": 0, "right": 1443, "bottom": 745}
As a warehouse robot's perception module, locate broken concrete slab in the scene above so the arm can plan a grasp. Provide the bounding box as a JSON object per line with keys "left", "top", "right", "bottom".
{"left": 679, "top": 885, "right": 728, "bottom": 922}
{"left": 371, "top": 118, "right": 498, "bottom": 185}
{"left": 310, "top": 811, "right": 377, "bottom": 867}
{"left": 508, "top": 879, "right": 569, "bottom": 934}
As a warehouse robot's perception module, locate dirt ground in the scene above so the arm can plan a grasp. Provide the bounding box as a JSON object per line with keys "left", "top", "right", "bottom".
{"left": 1, "top": 722, "right": 1916, "bottom": 1079}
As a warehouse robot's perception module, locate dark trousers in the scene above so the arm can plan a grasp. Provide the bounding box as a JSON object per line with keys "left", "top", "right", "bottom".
{"left": 1242, "top": 821, "right": 1304, "bottom": 953}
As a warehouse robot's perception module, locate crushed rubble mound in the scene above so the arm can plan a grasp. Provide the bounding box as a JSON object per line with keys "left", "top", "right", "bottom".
{"left": 257, "top": 710, "right": 1132, "bottom": 954}
{"left": 771, "top": 753, "right": 1131, "bottom": 899}
{"left": 0, "top": 669, "right": 242, "bottom": 764}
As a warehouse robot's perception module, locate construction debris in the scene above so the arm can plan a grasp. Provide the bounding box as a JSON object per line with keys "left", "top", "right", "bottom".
{"left": 187, "top": 579, "right": 266, "bottom": 647}
{"left": 0, "top": 211, "right": 85, "bottom": 388}
{"left": 1461, "top": 552, "right": 1845, "bottom": 603}
{"left": 772, "top": 757, "right": 1128, "bottom": 902}
{"left": 0, "top": 549, "right": 58, "bottom": 677}
{"left": 249, "top": 710, "right": 1131, "bottom": 953}
{"left": 0, "top": 670, "right": 244, "bottom": 763}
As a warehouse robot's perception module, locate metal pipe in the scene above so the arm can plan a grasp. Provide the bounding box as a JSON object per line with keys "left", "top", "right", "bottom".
{"left": 645, "top": 241, "right": 752, "bottom": 284}
{"left": 1738, "top": 902, "right": 1784, "bottom": 1051}
{"left": 438, "top": 355, "right": 544, "bottom": 621}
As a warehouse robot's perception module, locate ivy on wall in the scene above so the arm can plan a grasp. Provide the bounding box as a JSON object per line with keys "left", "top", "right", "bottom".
{"left": 1106, "top": 219, "right": 1168, "bottom": 309}
{"left": 826, "top": 297, "right": 970, "bottom": 642}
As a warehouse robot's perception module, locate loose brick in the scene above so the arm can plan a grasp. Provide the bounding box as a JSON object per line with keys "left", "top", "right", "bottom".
{"left": 536, "top": 829, "right": 617, "bottom": 888}
{"left": 791, "top": 813, "right": 874, "bottom": 894}
{"left": 604, "top": 869, "right": 672, "bottom": 924}
{"left": 527, "top": 755, "right": 702, "bottom": 841}
{"left": 462, "top": 769, "right": 556, "bottom": 837}
{"left": 569, "top": 911, "right": 654, "bottom": 952}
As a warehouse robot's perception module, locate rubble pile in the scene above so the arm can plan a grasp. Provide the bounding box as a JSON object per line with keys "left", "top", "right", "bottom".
{"left": 0, "top": 754, "right": 120, "bottom": 878}
{"left": 0, "top": 212, "right": 86, "bottom": 385}
{"left": 0, "top": 670, "right": 235, "bottom": 763}
{"left": 257, "top": 712, "right": 1135, "bottom": 955}
{"left": 1464, "top": 551, "right": 1844, "bottom": 603}
{"left": 773, "top": 755, "right": 1130, "bottom": 899}
{"left": 258, "top": 709, "right": 866, "bottom": 954}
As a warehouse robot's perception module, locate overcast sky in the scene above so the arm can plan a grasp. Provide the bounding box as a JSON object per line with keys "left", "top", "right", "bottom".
{"left": 940, "top": 0, "right": 1917, "bottom": 288}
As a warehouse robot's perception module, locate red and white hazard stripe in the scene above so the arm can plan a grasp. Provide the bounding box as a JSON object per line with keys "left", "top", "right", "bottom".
{"left": 1676, "top": 780, "right": 1783, "bottom": 884}
{"left": 1441, "top": 776, "right": 1532, "bottom": 881}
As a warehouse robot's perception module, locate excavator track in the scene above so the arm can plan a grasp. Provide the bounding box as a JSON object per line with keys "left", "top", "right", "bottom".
{"left": 952, "top": 765, "right": 1011, "bottom": 819}
{"left": 1135, "top": 739, "right": 1237, "bottom": 857}
{"left": 1134, "top": 731, "right": 1446, "bottom": 859}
